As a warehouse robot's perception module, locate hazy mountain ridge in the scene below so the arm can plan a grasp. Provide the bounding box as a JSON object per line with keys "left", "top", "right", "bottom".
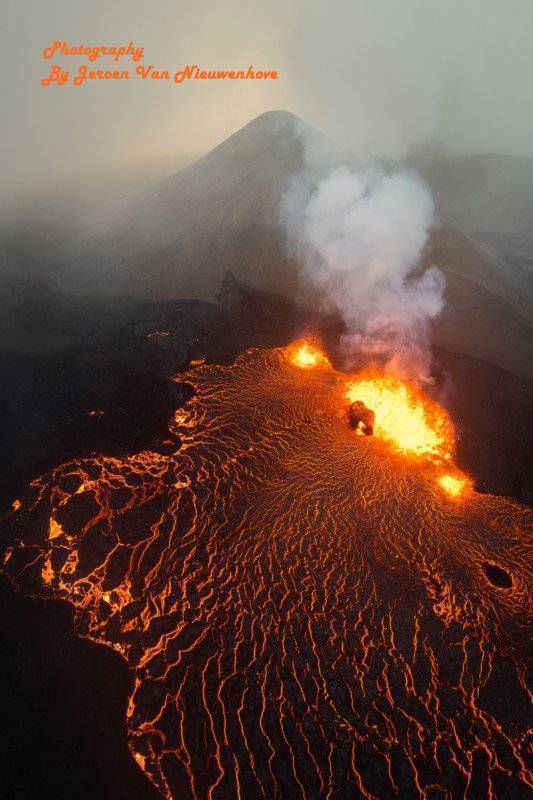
{"left": 3, "top": 110, "right": 533, "bottom": 377}
{"left": 33, "top": 111, "right": 307, "bottom": 300}
{"left": 415, "top": 152, "right": 533, "bottom": 240}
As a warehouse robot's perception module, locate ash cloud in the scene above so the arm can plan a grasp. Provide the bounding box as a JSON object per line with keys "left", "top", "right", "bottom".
{"left": 282, "top": 144, "right": 445, "bottom": 381}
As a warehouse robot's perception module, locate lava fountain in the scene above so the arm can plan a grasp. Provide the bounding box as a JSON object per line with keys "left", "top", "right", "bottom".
{"left": 290, "top": 340, "right": 469, "bottom": 498}
{"left": 1, "top": 340, "right": 531, "bottom": 800}
{"left": 345, "top": 374, "right": 453, "bottom": 460}
{"left": 287, "top": 340, "right": 332, "bottom": 369}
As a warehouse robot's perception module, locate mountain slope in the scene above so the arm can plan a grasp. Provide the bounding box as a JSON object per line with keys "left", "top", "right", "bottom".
{"left": 31, "top": 111, "right": 533, "bottom": 378}
{"left": 415, "top": 152, "right": 533, "bottom": 240}
{"left": 36, "top": 110, "right": 311, "bottom": 300}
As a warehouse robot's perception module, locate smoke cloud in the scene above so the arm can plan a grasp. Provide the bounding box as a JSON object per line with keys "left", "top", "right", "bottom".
{"left": 282, "top": 144, "right": 445, "bottom": 381}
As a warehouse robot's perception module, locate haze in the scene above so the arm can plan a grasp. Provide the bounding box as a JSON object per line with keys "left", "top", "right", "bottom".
{"left": 2, "top": 0, "right": 533, "bottom": 201}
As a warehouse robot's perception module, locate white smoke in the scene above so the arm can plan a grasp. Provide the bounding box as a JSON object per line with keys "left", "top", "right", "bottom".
{"left": 282, "top": 151, "right": 445, "bottom": 382}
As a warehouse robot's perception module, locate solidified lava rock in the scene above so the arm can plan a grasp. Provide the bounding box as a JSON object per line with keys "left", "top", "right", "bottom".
{"left": 348, "top": 399, "right": 375, "bottom": 435}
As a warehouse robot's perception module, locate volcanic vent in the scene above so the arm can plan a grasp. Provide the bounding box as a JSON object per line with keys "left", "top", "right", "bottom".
{"left": 2, "top": 341, "right": 532, "bottom": 799}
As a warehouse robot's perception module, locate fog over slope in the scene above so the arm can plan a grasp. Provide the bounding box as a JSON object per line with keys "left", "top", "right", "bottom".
{"left": 30, "top": 112, "right": 309, "bottom": 299}
{"left": 11, "top": 110, "right": 530, "bottom": 379}
{"left": 415, "top": 153, "right": 533, "bottom": 240}
{"left": 4, "top": 1, "right": 533, "bottom": 197}
{"left": 2, "top": 1, "right": 532, "bottom": 378}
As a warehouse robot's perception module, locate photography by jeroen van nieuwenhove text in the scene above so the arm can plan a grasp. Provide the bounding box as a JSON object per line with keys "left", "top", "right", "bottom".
{"left": 41, "top": 40, "right": 279, "bottom": 87}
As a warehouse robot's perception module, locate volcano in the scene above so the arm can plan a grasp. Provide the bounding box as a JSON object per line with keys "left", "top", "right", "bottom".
{"left": 2, "top": 340, "right": 531, "bottom": 800}
{"left": 17, "top": 110, "right": 532, "bottom": 379}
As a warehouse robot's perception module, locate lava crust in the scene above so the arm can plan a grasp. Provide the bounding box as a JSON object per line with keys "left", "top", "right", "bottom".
{"left": 2, "top": 344, "right": 532, "bottom": 799}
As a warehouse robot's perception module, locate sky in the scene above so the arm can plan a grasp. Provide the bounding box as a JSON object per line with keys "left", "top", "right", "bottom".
{"left": 2, "top": 0, "right": 533, "bottom": 197}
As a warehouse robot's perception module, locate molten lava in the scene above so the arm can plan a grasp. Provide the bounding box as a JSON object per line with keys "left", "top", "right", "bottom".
{"left": 1, "top": 339, "right": 531, "bottom": 800}
{"left": 290, "top": 339, "right": 466, "bottom": 496}
{"left": 345, "top": 374, "right": 453, "bottom": 460}
{"left": 288, "top": 340, "right": 331, "bottom": 369}
{"left": 438, "top": 472, "right": 469, "bottom": 498}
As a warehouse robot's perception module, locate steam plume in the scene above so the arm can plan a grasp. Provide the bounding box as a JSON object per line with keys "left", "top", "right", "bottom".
{"left": 282, "top": 147, "right": 445, "bottom": 381}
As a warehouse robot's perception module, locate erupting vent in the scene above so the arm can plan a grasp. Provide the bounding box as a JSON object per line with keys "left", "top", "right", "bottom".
{"left": 289, "top": 340, "right": 468, "bottom": 497}
{"left": 345, "top": 375, "right": 452, "bottom": 459}
{"left": 288, "top": 341, "right": 331, "bottom": 369}
{"left": 1, "top": 339, "right": 531, "bottom": 799}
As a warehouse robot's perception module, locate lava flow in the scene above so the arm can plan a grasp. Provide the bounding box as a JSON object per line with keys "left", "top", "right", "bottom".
{"left": 1, "top": 340, "right": 532, "bottom": 800}
{"left": 291, "top": 341, "right": 468, "bottom": 498}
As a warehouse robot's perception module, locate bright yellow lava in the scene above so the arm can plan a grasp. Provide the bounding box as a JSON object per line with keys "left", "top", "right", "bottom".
{"left": 49, "top": 517, "right": 63, "bottom": 540}
{"left": 438, "top": 473, "right": 467, "bottom": 498}
{"left": 289, "top": 341, "right": 331, "bottom": 369}
{"left": 345, "top": 374, "right": 453, "bottom": 459}
{"left": 285, "top": 339, "right": 470, "bottom": 496}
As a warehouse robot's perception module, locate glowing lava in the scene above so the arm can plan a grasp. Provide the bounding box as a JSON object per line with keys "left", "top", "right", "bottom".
{"left": 438, "top": 472, "right": 469, "bottom": 498}
{"left": 1, "top": 341, "right": 531, "bottom": 800}
{"left": 288, "top": 340, "right": 331, "bottom": 369}
{"left": 345, "top": 374, "right": 453, "bottom": 460}
{"left": 289, "top": 339, "right": 466, "bottom": 494}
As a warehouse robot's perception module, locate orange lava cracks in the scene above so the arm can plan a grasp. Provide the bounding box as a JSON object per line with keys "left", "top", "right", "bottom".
{"left": 1, "top": 343, "right": 532, "bottom": 800}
